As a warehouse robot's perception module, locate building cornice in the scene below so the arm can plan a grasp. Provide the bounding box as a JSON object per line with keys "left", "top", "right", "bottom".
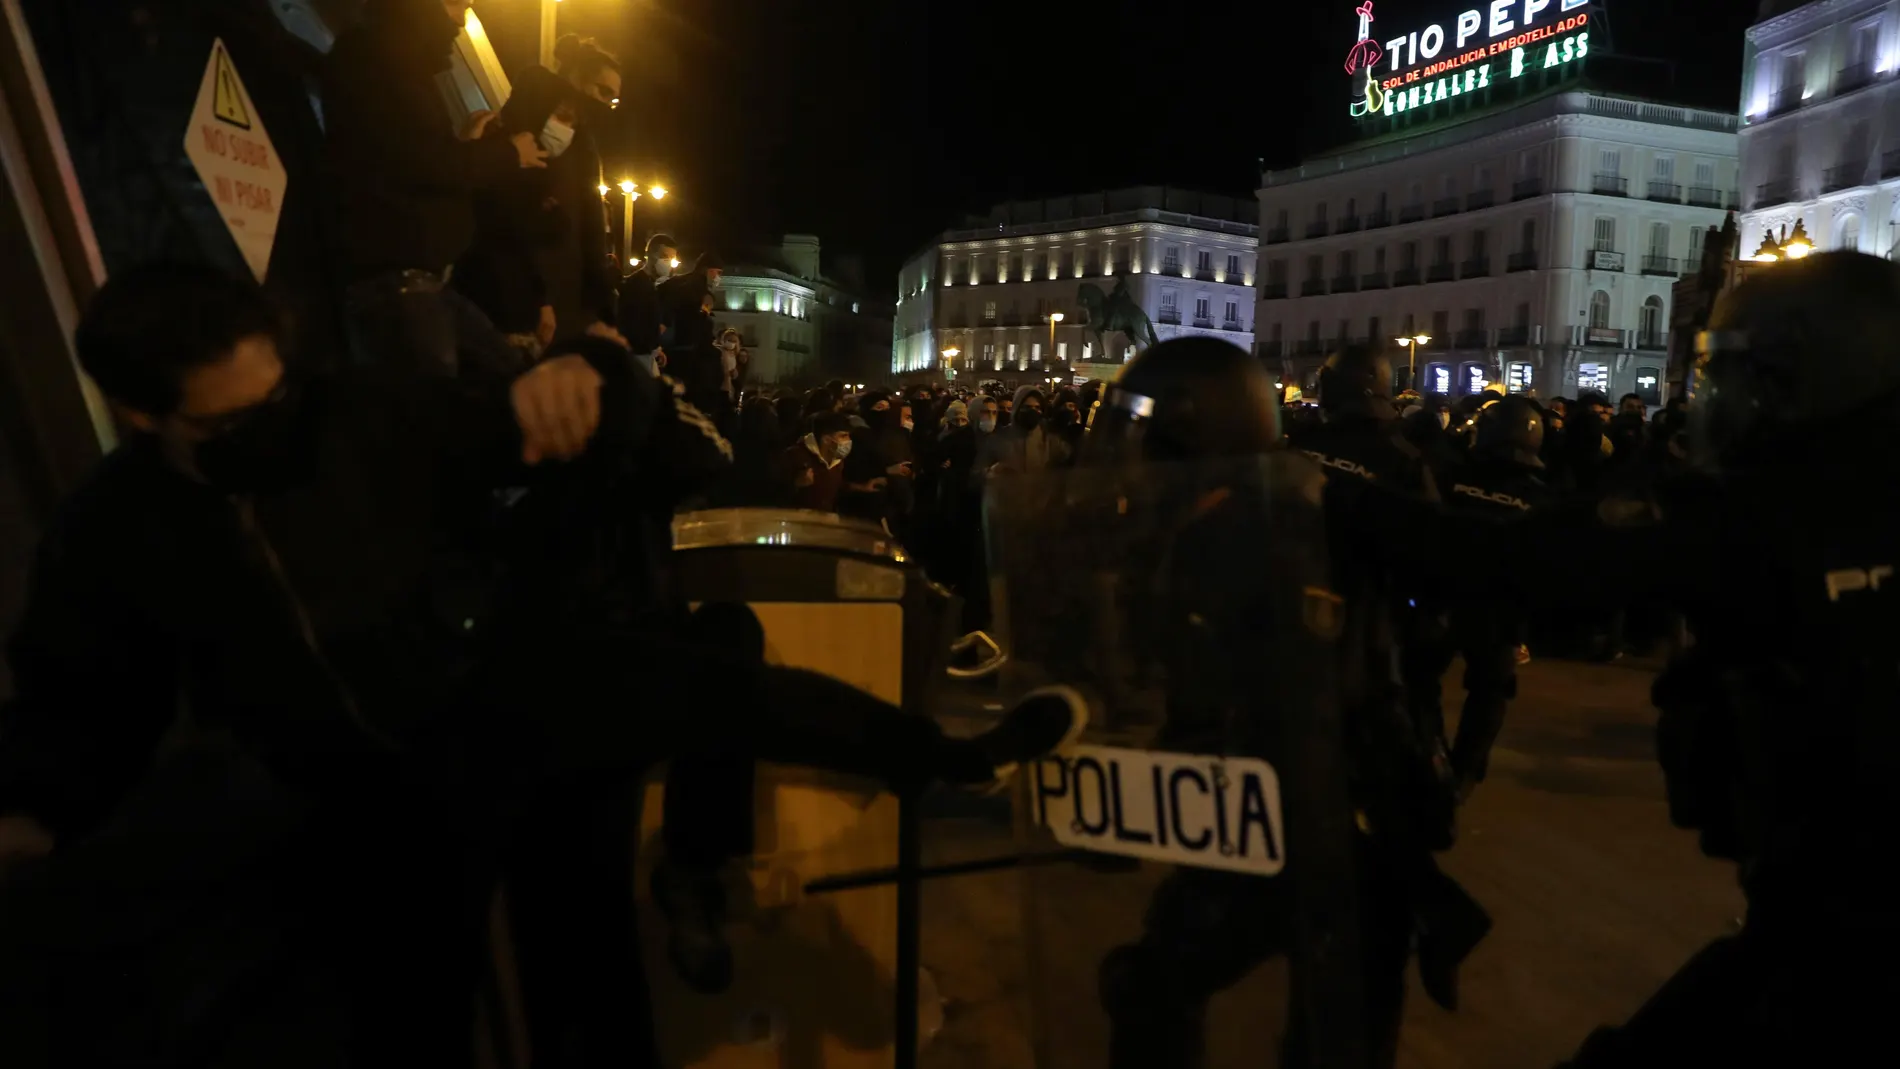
{"left": 1747, "top": 0, "right": 1871, "bottom": 45}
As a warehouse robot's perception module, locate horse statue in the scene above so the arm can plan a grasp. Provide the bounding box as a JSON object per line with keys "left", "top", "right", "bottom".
{"left": 1076, "top": 276, "right": 1159, "bottom": 362}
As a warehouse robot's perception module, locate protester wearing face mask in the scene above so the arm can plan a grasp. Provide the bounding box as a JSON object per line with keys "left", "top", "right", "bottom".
{"left": 780, "top": 412, "right": 855, "bottom": 511}
{"left": 323, "top": 0, "right": 550, "bottom": 379}
{"left": 618, "top": 234, "right": 679, "bottom": 376}
{"left": 454, "top": 38, "right": 621, "bottom": 364}
{"left": 977, "top": 385, "right": 1071, "bottom": 476}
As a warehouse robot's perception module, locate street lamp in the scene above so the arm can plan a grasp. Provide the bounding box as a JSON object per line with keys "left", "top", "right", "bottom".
{"left": 1752, "top": 230, "right": 1783, "bottom": 263}
{"left": 649, "top": 185, "right": 668, "bottom": 201}
{"left": 941, "top": 346, "right": 960, "bottom": 370}
{"left": 1394, "top": 333, "right": 1431, "bottom": 390}
{"left": 1781, "top": 218, "right": 1813, "bottom": 259}
{"left": 616, "top": 180, "right": 640, "bottom": 270}
{"left": 1047, "top": 311, "right": 1064, "bottom": 364}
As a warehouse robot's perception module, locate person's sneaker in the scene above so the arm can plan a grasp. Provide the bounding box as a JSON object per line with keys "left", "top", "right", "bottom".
{"left": 650, "top": 861, "right": 735, "bottom": 995}
{"left": 969, "top": 685, "right": 1089, "bottom": 783}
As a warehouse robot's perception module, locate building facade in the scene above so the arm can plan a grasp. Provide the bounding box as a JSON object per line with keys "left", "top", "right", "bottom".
{"left": 893, "top": 189, "right": 1257, "bottom": 383}
{"left": 1739, "top": 0, "right": 1900, "bottom": 263}
{"left": 1258, "top": 90, "right": 1739, "bottom": 404}
{"left": 713, "top": 235, "right": 892, "bottom": 389}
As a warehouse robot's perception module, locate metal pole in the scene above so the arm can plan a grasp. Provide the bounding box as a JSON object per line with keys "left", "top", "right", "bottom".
{"left": 622, "top": 194, "right": 634, "bottom": 273}
{"left": 538, "top": 0, "right": 557, "bottom": 70}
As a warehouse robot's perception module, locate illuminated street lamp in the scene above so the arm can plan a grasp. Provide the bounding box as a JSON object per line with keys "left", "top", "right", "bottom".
{"left": 650, "top": 185, "right": 668, "bottom": 201}
{"left": 1752, "top": 231, "right": 1782, "bottom": 263}
{"left": 1047, "top": 311, "right": 1064, "bottom": 361}
{"left": 941, "top": 346, "right": 960, "bottom": 368}
{"left": 616, "top": 180, "right": 640, "bottom": 269}
{"left": 1394, "top": 333, "right": 1431, "bottom": 389}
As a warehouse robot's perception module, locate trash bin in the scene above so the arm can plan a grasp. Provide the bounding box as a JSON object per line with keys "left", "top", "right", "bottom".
{"left": 635, "top": 509, "right": 957, "bottom": 1069}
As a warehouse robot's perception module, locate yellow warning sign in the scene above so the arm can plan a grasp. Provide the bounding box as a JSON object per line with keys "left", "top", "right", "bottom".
{"left": 212, "top": 44, "right": 251, "bottom": 130}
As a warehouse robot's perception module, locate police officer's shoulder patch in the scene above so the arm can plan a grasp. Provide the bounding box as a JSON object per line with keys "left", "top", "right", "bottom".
{"left": 1302, "top": 586, "right": 1345, "bottom": 639}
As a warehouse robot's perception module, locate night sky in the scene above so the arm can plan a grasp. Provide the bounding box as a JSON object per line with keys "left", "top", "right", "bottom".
{"left": 476, "top": 0, "right": 1762, "bottom": 289}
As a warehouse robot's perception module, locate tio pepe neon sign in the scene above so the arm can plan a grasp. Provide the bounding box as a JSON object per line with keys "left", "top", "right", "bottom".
{"left": 1346, "top": 1, "right": 1592, "bottom": 119}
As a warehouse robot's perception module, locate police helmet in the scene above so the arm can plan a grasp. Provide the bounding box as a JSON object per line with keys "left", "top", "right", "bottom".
{"left": 1696, "top": 250, "right": 1900, "bottom": 466}
{"left": 1086, "top": 337, "right": 1280, "bottom": 464}
{"left": 1473, "top": 397, "right": 1545, "bottom": 469}
{"left": 1316, "top": 345, "right": 1395, "bottom": 414}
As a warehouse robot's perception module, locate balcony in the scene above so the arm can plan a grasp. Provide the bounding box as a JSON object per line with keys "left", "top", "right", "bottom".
{"left": 1336, "top": 215, "right": 1362, "bottom": 233}
{"left": 1360, "top": 271, "right": 1389, "bottom": 290}
{"left": 1637, "top": 332, "right": 1669, "bottom": 352}
{"left": 1393, "top": 267, "right": 1421, "bottom": 286}
{"left": 1399, "top": 203, "right": 1426, "bottom": 223}
{"left": 1266, "top": 226, "right": 1290, "bottom": 244}
{"left": 1193, "top": 317, "right": 1216, "bottom": 329}
{"left": 1366, "top": 209, "right": 1392, "bottom": 229}
{"left": 1686, "top": 185, "right": 1727, "bottom": 208}
{"left": 1824, "top": 160, "right": 1868, "bottom": 192}
{"left": 1837, "top": 61, "right": 1877, "bottom": 94}
{"left": 1300, "top": 278, "right": 1326, "bottom": 296}
{"left": 1496, "top": 324, "right": 1531, "bottom": 346}
{"left": 1260, "top": 282, "right": 1289, "bottom": 300}
{"left": 1768, "top": 86, "right": 1802, "bottom": 116}
{"left": 1465, "top": 189, "right": 1496, "bottom": 211}
{"left": 1641, "top": 254, "right": 1679, "bottom": 277}
{"left": 1454, "top": 329, "right": 1488, "bottom": 349}
{"left": 1507, "top": 249, "right": 1538, "bottom": 272}
{"left": 1293, "top": 339, "right": 1327, "bottom": 356}
{"left": 1512, "top": 176, "right": 1545, "bottom": 200}
{"left": 978, "top": 316, "right": 998, "bottom": 327}
{"left": 1305, "top": 221, "right": 1330, "bottom": 239}
{"left": 1161, "top": 259, "right": 1181, "bottom": 274}
{"left": 1433, "top": 196, "right": 1461, "bottom": 217}
{"left": 1223, "top": 317, "right": 1244, "bottom": 331}
{"left": 1592, "top": 174, "right": 1630, "bottom": 196}
{"left": 1754, "top": 178, "right": 1796, "bottom": 208}
{"left": 1581, "top": 326, "right": 1626, "bottom": 348}
{"left": 1195, "top": 269, "right": 1217, "bottom": 282}
{"left": 1461, "top": 257, "right": 1491, "bottom": 279}
{"left": 1157, "top": 308, "right": 1182, "bottom": 325}
{"left": 1425, "top": 262, "right": 1455, "bottom": 283}
{"left": 1331, "top": 274, "right": 1359, "bottom": 293}
{"left": 1646, "top": 180, "right": 1682, "bottom": 203}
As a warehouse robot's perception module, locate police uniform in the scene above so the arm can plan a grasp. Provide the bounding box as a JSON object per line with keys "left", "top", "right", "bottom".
{"left": 1406, "top": 399, "right": 1554, "bottom": 791}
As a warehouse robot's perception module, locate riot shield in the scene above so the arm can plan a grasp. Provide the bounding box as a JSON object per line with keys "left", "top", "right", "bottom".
{"left": 982, "top": 453, "right": 1365, "bottom": 1069}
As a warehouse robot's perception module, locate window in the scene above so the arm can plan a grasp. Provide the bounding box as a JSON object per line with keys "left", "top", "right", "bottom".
{"left": 1694, "top": 160, "right": 1715, "bottom": 187}
{"left": 1267, "top": 260, "right": 1287, "bottom": 284}
{"left": 1306, "top": 255, "right": 1324, "bottom": 280}
{"left": 1007, "top": 342, "right": 1018, "bottom": 365}
{"left": 1338, "top": 250, "right": 1355, "bottom": 275}
{"left": 1345, "top": 197, "right": 1357, "bottom": 216}
{"left": 1164, "top": 245, "right": 1181, "bottom": 269}
{"left": 1444, "top": 175, "right": 1460, "bottom": 196}
{"left": 1521, "top": 218, "right": 1537, "bottom": 251}
{"left": 1588, "top": 290, "right": 1612, "bottom": 328}
{"left": 1009, "top": 253, "right": 1023, "bottom": 280}
{"left": 981, "top": 342, "right": 995, "bottom": 366}
{"left": 1841, "top": 214, "right": 1863, "bottom": 250}
{"left": 1224, "top": 300, "right": 1239, "bottom": 323}
{"left": 1402, "top": 313, "right": 1416, "bottom": 336}
{"left": 983, "top": 300, "right": 997, "bottom": 321}
{"left": 1781, "top": 52, "right": 1805, "bottom": 96}
{"left": 1112, "top": 243, "right": 1130, "bottom": 271}
{"left": 1688, "top": 226, "right": 1706, "bottom": 266}
{"left": 1367, "top": 316, "right": 1380, "bottom": 343}
{"left": 1060, "top": 249, "right": 1075, "bottom": 276}
{"left": 1376, "top": 191, "right": 1389, "bottom": 212}
{"left": 1594, "top": 217, "right": 1617, "bottom": 251}
{"left": 1031, "top": 342, "right": 1042, "bottom": 361}
{"left": 1520, "top": 150, "right": 1543, "bottom": 178}
{"left": 1226, "top": 254, "right": 1241, "bottom": 277}
{"left": 1374, "top": 247, "right": 1387, "bottom": 270}
{"left": 1409, "top": 181, "right": 1424, "bottom": 203}
{"left": 1653, "top": 155, "right": 1674, "bottom": 180}
{"left": 1268, "top": 323, "right": 1283, "bottom": 349}
{"left": 1337, "top": 318, "right": 1350, "bottom": 342}
{"left": 1314, "top": 203, "right": 1329, "bottom": 224}
{"left": 1056, "top": 342, "right": 1067, "bottom": 360}
{"left": 1274, "top": 208, "right": 1289, "bottom": 230}
{"left": 1599, "top": 149, "right": 1622, "bottom": 176}
{"left": 1514, "top": 302, "right": 1530, "bottom": 328}
{"left": 1434, "top": 236, "right": 1452, "bottom": 264}
{"left": 1578, "top": 362, "right": 1610, "bottom": 393}
{"left": 1431, "top": 310, "right": 1450, "bottom": 339}
{"left": 1195, "top": 297, "right": 1212, "bottom": 320}
{"left": 1307, "top": 320, "right": 1321, "bottom": 342}
{"left": 1648, "top": 222, "right": 1669, "bottom": 257}
{"left": 1035, "top": 252, "right": 1049, "bottom": 278}
{"left": 1477, "top": 165, "right": 1492, "bottom": 191}
{"left": 1471, "top": 229, "right": 1488, "bottom": 257}
{"left": 1634, "top": 367, "right": 1663, "bottom": 406}
{"left": 1401, "top": 241, "right": 1418, "bottom": 269}
{"left": 1196, "top": 250, "right": 1213, "bottom": 272}
{"left": 1161, "top": 290, "right": 1177, "bottom": 309}
{"left": 1463, "top": 308, "right": 1485, "bottom": 331}
{"left": 1639, "top": 296, "right": 1664, "bottom": 345}
{"left": 1083, "top": 342, "right": 1093, "bottom": 361}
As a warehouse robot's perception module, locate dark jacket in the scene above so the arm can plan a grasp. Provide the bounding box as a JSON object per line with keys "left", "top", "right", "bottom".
{"left": 455, "top": 67, "right": 615, "bottom": 338}
{"left": 322, "top": 0, "right": 520, "bottom": 280}
{"left": 0, "top": 339, "right": 726, "bottom": 841}
{"left": 617, "top": 267, "right": 666, "bottom": 354}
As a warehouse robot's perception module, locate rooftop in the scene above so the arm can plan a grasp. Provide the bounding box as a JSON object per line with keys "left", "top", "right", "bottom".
{"left": 931, "top": 187, "right": 1258, "bottom": 246}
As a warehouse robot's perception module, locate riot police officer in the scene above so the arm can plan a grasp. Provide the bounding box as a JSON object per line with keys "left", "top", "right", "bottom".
{"left": 1548, "top": 251, "right": 1900, "bottom": 1064}
{"left": 1077, "top": 338, "right": 1485, "bottom": 1069}
{"left": 1405, "top": 397, "right": 1553, "bottom": 798}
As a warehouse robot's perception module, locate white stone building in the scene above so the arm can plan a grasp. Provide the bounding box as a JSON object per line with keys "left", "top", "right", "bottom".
{"left": 1738, "top": 0, "right": 1900, "bottom": 262}
{"left": 713, "top": 235, "right": 891, "bottom": 388}
{"left": 1258, "top": 89, "right": 1739, "bottom": 404}
{"left": 893, "top": 189, "right": 1257, "bottom": 383}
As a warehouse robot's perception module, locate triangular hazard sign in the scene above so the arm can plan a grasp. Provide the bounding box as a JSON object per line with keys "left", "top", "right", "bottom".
{"left": 213, "top": 46, "right": 251, "bottom": 130}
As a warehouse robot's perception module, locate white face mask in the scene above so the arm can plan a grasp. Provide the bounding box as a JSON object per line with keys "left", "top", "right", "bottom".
{"left": 539, "top": 117, "right": 575, "bottom": 158}
{"left": 978, "top": 417, "right": 997, "bottom": 433}
{"left": 901, "top": 417, "right": 914, "bottom": 431}
{"left": 650, "top": 257, "right": 673, "bottom": 280}
{"left": 1437, "top": 411, "right": 1450, "bottom": 430}
{"left": 832, "top": 437, "right": 853, "bottom": 459}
